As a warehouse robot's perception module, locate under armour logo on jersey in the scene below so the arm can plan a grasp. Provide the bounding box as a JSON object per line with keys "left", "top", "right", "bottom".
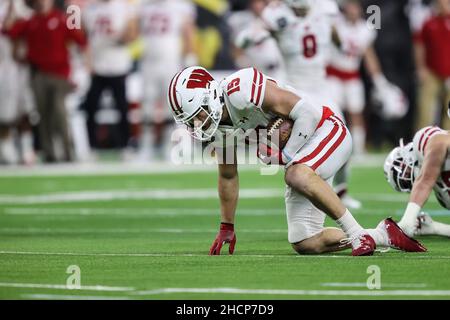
{"left": 298, "top": 132, "right": 308, "bottom": 139}
{"left": 186, "top": 69, "right": 214, "bottom": 89}
{"left": 238, "top": 117, "right": 249, "bottom": 125}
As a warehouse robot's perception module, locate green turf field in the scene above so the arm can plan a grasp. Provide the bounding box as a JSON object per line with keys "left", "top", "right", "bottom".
{"left": 1, "top": 163, "right": 450, "bottom": 300}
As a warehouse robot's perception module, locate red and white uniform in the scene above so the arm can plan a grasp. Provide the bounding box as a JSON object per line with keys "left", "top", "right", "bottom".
{"left": 83, "top": 0, "right": 136, "bottom": 76}
{"left": 228, "top": 10, "right": 285, "bottom": 81}
{"left": 0, "top": 0, "right": 34, "bottom": 123}
{"left": 139, "top": 0, "right": 195, "bottom": 122}
{"left": 216, "top": 68, "right": 352, "bottom": 243}
{"left": 327, "top": 16, "right": 376, "bottom": 113}
{"left": 261, "top": 1, "right": 337, "bottom": 98}
{"left": 412, "top": 126, "right": 450, "bottom": 209}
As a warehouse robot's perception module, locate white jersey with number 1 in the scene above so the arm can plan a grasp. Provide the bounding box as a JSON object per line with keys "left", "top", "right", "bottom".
{"left": 83, "top": 0, "right": 136, "bottom": 76}
{"left": 139, "top": 0, "right": 195, "bottom": 67}
{"left": 138, "top": 0, "right": 195, "bottom": 121}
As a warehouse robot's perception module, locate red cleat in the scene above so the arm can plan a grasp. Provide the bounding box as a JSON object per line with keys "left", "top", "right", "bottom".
{"left": 351, "top": 234, "right": 376, "bottom": 256}
{"left": 384, "top": 218, "right": 427, "bottom": 252}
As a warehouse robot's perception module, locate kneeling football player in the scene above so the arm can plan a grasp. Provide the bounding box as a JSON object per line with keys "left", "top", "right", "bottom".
{"left": 385, "top": 126, "right": 450, "bottom": 237}
{"left": 168, "top": 66, "right": 426, "bottom": 255}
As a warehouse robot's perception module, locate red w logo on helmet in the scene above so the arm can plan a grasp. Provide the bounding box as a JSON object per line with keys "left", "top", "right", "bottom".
{"left": 186, "top": 69, "right": 214, "bottom": 89}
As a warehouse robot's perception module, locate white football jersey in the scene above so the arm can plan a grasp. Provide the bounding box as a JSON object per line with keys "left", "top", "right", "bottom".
{"left": 311, "top": 0, "right": 340, "bottom": 18}
{"left": 328, "top": 16, "right": 376, "bottom": 73}
{"left": 412, "top": 126, "right": 450, "bottom": 209}
{"left": 218, "top": 68, "right": 272, "bottom": 134}
{"left": 217, "top": 68, "right": 325, "bottom": 139}
{"left": 0, "top": 0, "right": 31, "bottom": 63}
{"left": 139, "top": 0, "right": 195, "bottom": 66}
{"left": 261, "top": 1, "right": 334, "bottom": 89}
{"left": 229, "top": 11, "right": 285, "bottom": 80}
{"left": 83, "top": 0, "right": 136, "bottom": 76}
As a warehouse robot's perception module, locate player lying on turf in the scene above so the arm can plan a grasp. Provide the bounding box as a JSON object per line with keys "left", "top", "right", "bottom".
{"left": 385, "top": 126, "right": 450, "bottom": 238}
{"left": 168, "top": 66, "right": 426, "bottom": 256}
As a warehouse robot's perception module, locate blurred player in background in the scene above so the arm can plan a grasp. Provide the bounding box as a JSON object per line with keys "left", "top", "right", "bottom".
{"left": 137, "top": 0, "right": 197, "bottom": 161}
{"left": 261, "top": 0, "right": 340, "bottom": 97}
{"left": 82, "top": 0, "right": 139, "bottom": 150}
{"left": 415, "top": 0, "right": 450, "bottom": 130}
{"left": 261, "top": 0, "right": 362, "bottom": 209}
{"left": 3, "top": 0, "right": 87, "bottom": 163}
{"left": 385, "top": 126, "right": 450, "bottom": 238}
{"left": 328, "top": 0, "right": 407, "bottom": 155}
{"left": 0, "top": 0, "right": 35, "bottom": 165}
{"left": 228, "top": 0, "right": 285, "bottom": 80}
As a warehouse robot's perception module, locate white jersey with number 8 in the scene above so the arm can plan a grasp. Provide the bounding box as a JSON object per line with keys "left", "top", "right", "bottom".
{"left": 261, "top": 2, "right": 333, "bottom": 93}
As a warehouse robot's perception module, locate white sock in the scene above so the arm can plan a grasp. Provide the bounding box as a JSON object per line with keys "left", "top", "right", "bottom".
{"left": 351, "top": 125, "right": 366, "bottom": 155}
{"left": 366, "top": 227, "right": 389, "bottom": 246}
{"left": 20, "top": 132, "right": 33, "bottom": 153}
{"left": 336, "top": 209, "right": 364, "bottom": 238}
{"left": 398, "top": 202, "right": 421, "bottom": 229}
{"left": 20, "top": 132, "right": 35, "bottom": 162}
{"left": 139, "top": 124, "right": 152, "bottom": 159}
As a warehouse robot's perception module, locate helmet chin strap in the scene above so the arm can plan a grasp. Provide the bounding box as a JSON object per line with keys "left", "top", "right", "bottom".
{"left": 218, "top": 95, "right": 228, "bottom": 122}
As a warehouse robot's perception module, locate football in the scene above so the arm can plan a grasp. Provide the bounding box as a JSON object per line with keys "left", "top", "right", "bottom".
{"left": 266, "top": 117, "right": 294, "bottom": 149}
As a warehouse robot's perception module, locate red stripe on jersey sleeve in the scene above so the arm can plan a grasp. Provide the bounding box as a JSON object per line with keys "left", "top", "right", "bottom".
{"left": 251, "top": 68, "right": 258, "bottom": 104}
{"left": 422, "top": 129, "right": 441, "bottom": 154}
{"left": 418, "top": 127, "right": 435, "bottom": 152}
{"left": 255, "top": 71, "right": 264, "bottom": 107}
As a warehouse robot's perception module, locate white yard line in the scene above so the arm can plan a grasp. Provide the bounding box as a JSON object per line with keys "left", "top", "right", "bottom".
{"left": 321, "top": 282, "right": 428, "bottom": 288}
{"left": 22, "top": 294, "right": 130, "bottom": 300}
{"left": 0, "top": 227, "right": 287, "bottom": 234}
{"left": 0, "top": 250, "right": 306, "bottom": 258}
{"left": 132, "top": 287, "right": 450, "bottom": 297}
{"left": 0, "top": 155, "right": 385, "bottom": 177}
{"left": 0, "top": 189, "right": 432, "bottom": 205}
{"left": 0, "top": 207, "right": 406, "bottom": 216}
{"left": 5, "top": 206, "right": 448, "bottom": 217}
{"left": 1, "top": 250, "right": 449, "bottom": 259}
{"left": 7, "top": 207, "right": 447, "bottom": 217}
{"left": 0, "top": 163, "right": 222, "bottom": 177}
{"left": 0, "top": 189, "right": 284, "bottom": 204}
{"left": 1, "top": 207, "right": 285, "bottom": 216}
{"left": 0, "top": 282, "right": 134, "bottom": 292}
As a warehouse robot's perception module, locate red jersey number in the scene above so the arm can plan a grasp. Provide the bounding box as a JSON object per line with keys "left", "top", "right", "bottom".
{"left": 302, "top": 34, "right": 317, "bottom": 58}
{"left": 227, "top": 78, "right": 241, "bottom": 96}
{"left": 144, "top": 13, "right": 170, "bottom": 35}
{"left": 94, "top": 16, "right": 113, "bottom": 35}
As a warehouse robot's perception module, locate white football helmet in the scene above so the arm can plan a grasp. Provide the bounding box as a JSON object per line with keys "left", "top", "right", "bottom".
{"left": 384, "top": 140, "right": 419, "bottom": 193}
{"left": 167, "top": 67, "right": 223, "bottom": 141}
